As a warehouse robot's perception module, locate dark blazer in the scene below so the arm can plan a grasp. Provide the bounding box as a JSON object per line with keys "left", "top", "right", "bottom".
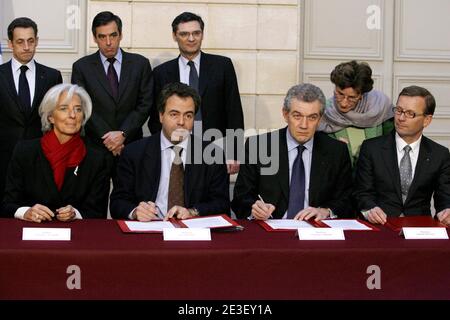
{"left": 71, "top": 49, "right": 153, "bottom": 148}
{"left": 109, "top": 132, "right": 230, "bottom": 219}
{"left": 2, "top": 138, "right": 110, "bottom": 219}
{"left": 354, "top": 132, "right": 450, "bottom": 216}
{"left": 0, "top": 60, "right": 62, "bottom": 199}
{"left": 148, "top": 52, "right": 244, "bottom": 136}
{"left": 232, "top": 128, "right": 354, "bottom": 219}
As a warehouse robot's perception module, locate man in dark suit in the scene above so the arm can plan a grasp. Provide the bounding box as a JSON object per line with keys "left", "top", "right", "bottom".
{"left": 71, "top": 11, "right": 153, "bottom": 175}
{"left": 232, "top": 83, "right": 353, "bottom": 220}
{"left": 0, "top": 17, "right": 62, "bottom": 201}
{"left": 147, "top": 12, "right": 244, "bottom": 174}
{"left": 354, "top": 85, "right": 450, "bottom": 225}
{"left": 110, "top": 82, "right": 229, "bottom": 221}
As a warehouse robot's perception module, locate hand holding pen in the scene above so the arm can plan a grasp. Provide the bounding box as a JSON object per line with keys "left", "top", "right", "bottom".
{"left": 251, "top": 194, "right": 275, "bottom": 220}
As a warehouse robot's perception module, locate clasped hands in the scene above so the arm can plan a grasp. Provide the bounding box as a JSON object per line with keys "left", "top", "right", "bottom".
{"left": 24, "top": 204, "right": 76, "bottom": 223}
{"left": 103, "top": 131, "right": 125, "bottom": 156}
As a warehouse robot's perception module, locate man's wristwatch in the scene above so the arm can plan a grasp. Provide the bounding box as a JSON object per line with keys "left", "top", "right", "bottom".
{"left": 121, "top": 131, "right": 127, "bottom": 138}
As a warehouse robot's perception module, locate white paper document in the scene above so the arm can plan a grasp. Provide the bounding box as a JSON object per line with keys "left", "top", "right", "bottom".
{"left": 22, "top": 228, "right": 71, "bottom": 241}
{"left": 181, "top": 216, "right": 233, "bottom": 229}
{"left": 298, "top": 228, "right": 345, "bottom": 240}
{"left": 265, "top": 219, "right": 314, "bottom": 230}
{"left": 402, "top": 227, "right": 449, "bottom": 240}
{"left": 125, "top": 221, "right": 176, "bottom": 232}
{"left": 321, "top": 219, "right": 372, "bottom": 230}
{"left": 163, "top": 228, "right": 211, "bottom": 241}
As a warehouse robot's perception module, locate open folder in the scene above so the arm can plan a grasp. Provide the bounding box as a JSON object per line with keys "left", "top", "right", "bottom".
{"left": 257, "top": 219, "right": 378, "bottom": 232}
{"left": 385, "top": 216, "right": 447, "bottom": 232}
{"left": 117, "top": 214, "right": 243, "bottom": 233}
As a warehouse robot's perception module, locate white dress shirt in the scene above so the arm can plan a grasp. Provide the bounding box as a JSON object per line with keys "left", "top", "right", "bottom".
{"left": 178, "top": 53, "right": 201, "bottom": 86}
{"left": 11, "top": 57, "right": 36, "bottom": 106}
{"left": 129, "top": 134, "right": 189, "bottom": 219}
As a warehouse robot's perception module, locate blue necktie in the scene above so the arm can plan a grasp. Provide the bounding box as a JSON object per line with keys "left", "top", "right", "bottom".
{"left": 18, "top": 65, "right": 31, "bottom": 112}
{"left": 287, "top": 145, "right": 306, "bottom": 219}
{"left": 187, "top": 60, "right": 201, "bottom": 120}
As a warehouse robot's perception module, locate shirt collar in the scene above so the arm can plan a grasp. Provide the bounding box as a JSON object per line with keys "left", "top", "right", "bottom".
{"left": 395, "top": 132, "right": 422, "bottom": 154}
{"left": 286, "top": 128, "right": 314, "bottom": 153}
{"left": 179, "top": 52, "right": 201, "bottom": 68}
{"left": 160, "top": 131, "right": 190, "bottom": 152}
{"left": 11, "top": 57, "right": 35, "bottom": 73}
{"left": 99, "top": 48, "right": 122, "bottom": 65}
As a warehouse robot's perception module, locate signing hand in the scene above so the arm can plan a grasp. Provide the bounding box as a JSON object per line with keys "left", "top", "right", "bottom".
{"left": 134, "top": 201, "right": 158, "bottom": 221}
{"left": 251, "top": 200, "right": 275, "bottom": 220}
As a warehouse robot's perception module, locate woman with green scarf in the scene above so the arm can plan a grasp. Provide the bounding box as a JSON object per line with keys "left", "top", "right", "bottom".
{"left": 319, "top": 61, "right": 394, "bottom": 165}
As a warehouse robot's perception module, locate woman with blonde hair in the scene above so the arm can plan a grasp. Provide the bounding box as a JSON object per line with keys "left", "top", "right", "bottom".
{"left": 2, "top": 84, "right": 109, "bottom": 222}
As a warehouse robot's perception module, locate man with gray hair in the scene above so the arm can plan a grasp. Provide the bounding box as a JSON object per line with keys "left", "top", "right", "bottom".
{"left": 232, "top": 83, "right": 353, "bottom": 220}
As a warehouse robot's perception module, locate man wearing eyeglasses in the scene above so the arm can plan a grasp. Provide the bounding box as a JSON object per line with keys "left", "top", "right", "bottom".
{"left": 354, "top": 85, "right": 450, "bottom": 225}
{"left": 232, "top": 83, "right": 353, "bottom": 221}
{"left": 147, "top": 12, "right": 244, "bottom": 175}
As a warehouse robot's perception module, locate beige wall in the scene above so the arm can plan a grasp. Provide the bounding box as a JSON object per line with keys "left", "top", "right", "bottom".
{"left": 2, "top": 0, "right": 450, "bottom": 147}
{"left": 86, "top": 0, "right": 300, "bottom": 133}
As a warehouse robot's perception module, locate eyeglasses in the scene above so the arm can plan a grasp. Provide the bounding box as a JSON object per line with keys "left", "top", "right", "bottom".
{"left": 392, "top": 106, "right": 427, "bottom": 119}
{"left": 334, "top": 90, "right": 361, "bottom": 104}
{"left": 176, "top": 30, "right": 203, "bottom": 40}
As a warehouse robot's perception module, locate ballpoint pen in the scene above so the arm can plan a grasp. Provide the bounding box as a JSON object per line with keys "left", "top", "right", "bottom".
{"left": 258, "top": 194, "right": 273, "bottom": 219}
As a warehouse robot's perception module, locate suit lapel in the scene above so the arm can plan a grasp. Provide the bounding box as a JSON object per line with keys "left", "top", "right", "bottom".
{"left": 405, "top": 137, "right": 431, "bottom": 203}
{"left": 37, "top": 147, "right": 63, "bottom": 203}
{"left": 199, "top": 52, "right": 210, "bottom": 96}
{"left": 91, "top": 51, "right": 116, "bottom": 101}
{"left": 169, "top": 58, "right": 180, "bottom": 83}
{"left": 0, "top": 62, "right": 26, "bottom": 123}
{"left": 118, "top": 50, "right": 131, "bottom": 100}
{"left": 277, "top": 128, "right": 290, "bottom": 203}
{"left": 309, "top": 133, "right": 328, "bottom": 204}
{"left": 32, "top": 63, "right": 46, "bottom": 111}
{"left": 144, "top": 134, "right": 162, "bottom": 200}
{"left": 383, "top": 133, "right": 403, "bottom": 202}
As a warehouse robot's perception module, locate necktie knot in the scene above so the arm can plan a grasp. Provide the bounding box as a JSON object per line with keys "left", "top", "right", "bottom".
{"left": 403, "top": 145, "right": 412, "bottom": 153}
{"left": 20, "top": 65, "right": 29, "bottom": 73}
{"left": 297, "top": 144, "right": 306, "bottom": 154}
{"left": 187, "top": 60, "right": 195, "bottom": 68}
{"left": 172, "top": 145, "right": 183, "bottom": 165}
{"left": 107, "top": 57, "right": 116, "bottom": 65}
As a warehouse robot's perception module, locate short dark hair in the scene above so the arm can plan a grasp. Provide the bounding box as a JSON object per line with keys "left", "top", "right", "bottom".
{"left": 398, "top": 85, "right": 436, "bottom": 116}
{"left": 158, "top": 82, "right": 201, "bottom": 114}
{"left": 172, "top": 12, "right": 205, "bottom": 33}
{"left": 8, "top": 17, "right": 38, "bottom": 41}
{"left": 330, "top": 60, "right": 374, "bottom": 95}
{"left": 92, "top": 11, "right": 122, "bottom": 37}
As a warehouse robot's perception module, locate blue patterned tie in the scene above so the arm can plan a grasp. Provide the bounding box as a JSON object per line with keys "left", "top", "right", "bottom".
{"left": 399, "top": 145, "right": 412, "bottom": 203}
{"left": 287, "top": 145, "right": 306, "bottom": 219}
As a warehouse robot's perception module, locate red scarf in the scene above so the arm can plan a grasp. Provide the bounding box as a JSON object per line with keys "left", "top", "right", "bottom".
{"left": 40, "top": 130, "right": 87, "bottom": 191}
